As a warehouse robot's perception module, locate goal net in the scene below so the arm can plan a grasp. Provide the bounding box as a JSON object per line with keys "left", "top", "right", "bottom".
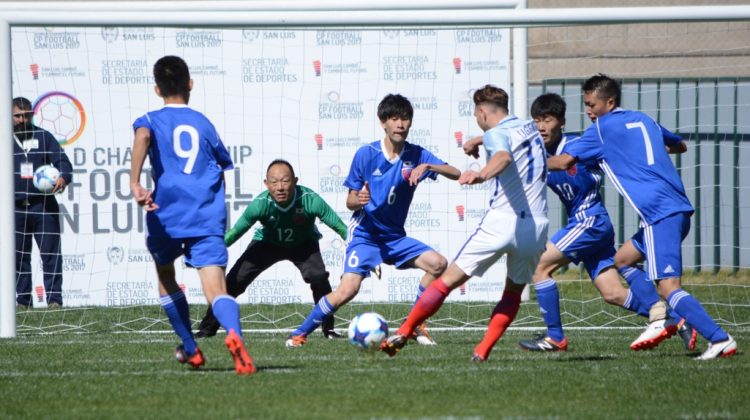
{"left": 5, "top": 4, "right": 750, "bottom": 335}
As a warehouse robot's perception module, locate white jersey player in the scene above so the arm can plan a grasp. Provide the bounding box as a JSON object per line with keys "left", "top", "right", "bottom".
{"left": 382, "top": 84, "right": 549, "bottom": 361}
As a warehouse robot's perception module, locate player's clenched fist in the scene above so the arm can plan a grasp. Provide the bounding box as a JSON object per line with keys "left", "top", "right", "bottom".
{"left": 357, "top": 181, "right": 371, "bottom": 205}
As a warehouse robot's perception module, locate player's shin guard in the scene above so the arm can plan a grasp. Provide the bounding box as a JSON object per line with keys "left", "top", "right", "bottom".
{"left": 160, "top": 292, "right": 197, "bottom": 355}
{"left": 291, "top": 296, "right": 335, "bottom": 337}
{"left": 668, "top": 289, "right": 729, "bottom": 343}
{"left": 618, "top": 266, "right": 661, "bottom": 319}
{"left": 212, "top": 295, "right": 243, "bottom": 337}
{"left": 534, "top": 279, "right": 564, "bottom": 342}
{"left": 396, "top": 279, "right": 450, "bottom": 337}
{"left": 474, "top": 290, "right": 522, "bottom": 360}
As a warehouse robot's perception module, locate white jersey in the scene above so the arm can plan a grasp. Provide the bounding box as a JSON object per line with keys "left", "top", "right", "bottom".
{"left": 482, "top": 116, "right": 548, "bottom": 217}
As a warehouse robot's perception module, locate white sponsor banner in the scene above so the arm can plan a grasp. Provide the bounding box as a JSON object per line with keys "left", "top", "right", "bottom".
{"left": 12, "top": 27, "right": 511, "bottom": 307}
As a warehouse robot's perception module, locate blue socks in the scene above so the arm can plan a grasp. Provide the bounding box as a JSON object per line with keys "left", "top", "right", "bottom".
{"left": 668, "top": 289, "right": 728, "bottom": 343}
{"left": 291, "top": 296, "right": 335, "bottom": 337}
{"left": 622, "top": 289, "right": 650, "bottom": 318}
{"left": 534, "top": 279, "right": 564, "bottom": 342}
{"left": 160, "top": 291, "right": 196, "bottom": 356}
{"left": 618, "top": 266, "right": 660, "bottom": 311}
{"left": 213, "top": 295, "right": 243, "bottom": 337}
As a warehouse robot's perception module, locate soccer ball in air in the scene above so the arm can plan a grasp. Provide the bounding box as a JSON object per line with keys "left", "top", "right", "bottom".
{"left": 347, "top": 312, "right": 388, "bottom": 351}
{"left": 33, "top": 165, "right": 60, "bottom": 194}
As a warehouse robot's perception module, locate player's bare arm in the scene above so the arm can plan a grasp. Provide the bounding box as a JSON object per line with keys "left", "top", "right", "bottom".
{"left": 667, "top": 140, "right": 687, "bottom": 154}
{"left": 459, "top": 150, "right": 511, "bottom": 185}
{"left": 130, "top": 127, "right": 157, "bottom": 211}
{"left": 408, "top": 163, "right": 460, "bottom": 186}
{"left": 462, "top": 135, "right": 483, "bottom": 159}
{"left": 346, "top": 182, "right": 370, "bottom": 210}
{"left": 547, "top": 153, "right": 576, "bottom": 171}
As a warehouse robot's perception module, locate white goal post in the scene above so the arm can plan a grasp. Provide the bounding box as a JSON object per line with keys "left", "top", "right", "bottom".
{"left": 2, "top": 1, "right": 749, "bottom": 338}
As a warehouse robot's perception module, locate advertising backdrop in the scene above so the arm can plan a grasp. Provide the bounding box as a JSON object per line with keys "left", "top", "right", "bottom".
{"left": 11, "top": 27, "right": 511, "bottom": 307}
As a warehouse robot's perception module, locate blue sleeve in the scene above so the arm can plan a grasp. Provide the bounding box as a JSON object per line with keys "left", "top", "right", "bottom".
{"left": 132, "top": 114, "right": 150, "bottom": 132}
{"left": 564, "top": 125, "right": 603, "bottom": 164}
{"left": 44, "top": 130, "right": 73, "bottom": 183}
{"left": 416, "top": 146, "right": 446, "bottom": 181}
{"left": 343, "top": 147, "right": 367, "bottom": 191}
{"left": 213, "top": 137, "right": 234, "bottom": 171}
{"left": 659, "top": 124, "right": 683, "bottom": 148}
{"left": 209, "top": 125, "right": 233, "bottom": 171}
{"left": 483, "top": 127, "right": 510, "bottom": 156}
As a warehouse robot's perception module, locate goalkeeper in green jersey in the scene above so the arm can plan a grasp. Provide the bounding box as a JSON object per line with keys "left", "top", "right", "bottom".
{"left": 196, "top": 159, "right": 349, "bottom": 339}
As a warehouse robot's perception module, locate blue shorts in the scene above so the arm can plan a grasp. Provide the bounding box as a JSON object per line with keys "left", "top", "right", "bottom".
{"left": 550, "top": 214, "right": 615, "bottom": 281}
{"left": 146, "top": 235, "right": 228, "bottom": 268}
{"left": 344, "top": 234, "right": 433, "bottom": 278}
{"left": 630, "top": 211, "right": 691, "bottom": 280}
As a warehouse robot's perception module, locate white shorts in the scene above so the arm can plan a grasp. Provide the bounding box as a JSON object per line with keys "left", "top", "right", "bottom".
{"left": 453, "top": 210, "right": 548, "bottom": 284}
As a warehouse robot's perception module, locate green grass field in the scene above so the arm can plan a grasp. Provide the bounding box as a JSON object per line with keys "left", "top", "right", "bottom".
{"left": 3, "top": 273, "right": 749, "bottom": 419}
{"left": 2, "top": 309, "right": 748, "bottom": 419}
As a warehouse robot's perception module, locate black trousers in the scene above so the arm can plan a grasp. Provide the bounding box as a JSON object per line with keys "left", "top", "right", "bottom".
{"left": 199, "top": 240, "right": 335, "bottom": 333}
{"left": 15, "top": 199, "right": 63, "bottom": 306}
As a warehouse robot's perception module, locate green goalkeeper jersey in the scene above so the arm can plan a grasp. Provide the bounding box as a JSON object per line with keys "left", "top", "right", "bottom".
{"left": 225, "top": 185, "right": 348, "bottom": 247}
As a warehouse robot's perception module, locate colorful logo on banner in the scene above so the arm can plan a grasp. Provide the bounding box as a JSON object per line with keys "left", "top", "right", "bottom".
{"left": 453, "top": 57, "right": 462, "bottom": 74}
{"left": 29, "top": 63, "right": 39, "bottom": 80}
{"left": 313, "top": 60, "right": 321, "bottom": 76}
{"left": 32, "top": 91, "right": 86, "bottom": 146}
{"left": 456, "top": 205, "right": 465, "bottom": 221}
{"left": 454, "top": 131, "right": 463, "bottom": 147}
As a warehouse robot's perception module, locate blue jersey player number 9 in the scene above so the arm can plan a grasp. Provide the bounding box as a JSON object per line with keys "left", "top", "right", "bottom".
{"left": 173, "top": 124, "right": 200, "bottom": 174}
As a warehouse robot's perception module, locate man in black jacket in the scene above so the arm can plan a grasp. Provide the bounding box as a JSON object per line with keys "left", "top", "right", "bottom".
{"left": 13, "top": 97, "right": 73, "bottom": 309}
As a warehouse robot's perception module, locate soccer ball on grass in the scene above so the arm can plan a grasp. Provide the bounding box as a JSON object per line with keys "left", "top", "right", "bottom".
{"left": 348, "top": 312, "right": 388, "bottom": 351}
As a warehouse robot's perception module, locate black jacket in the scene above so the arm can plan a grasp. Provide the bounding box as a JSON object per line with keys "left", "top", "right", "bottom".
{"left": 13, "top": 124, "right": 73, "bottom": 202}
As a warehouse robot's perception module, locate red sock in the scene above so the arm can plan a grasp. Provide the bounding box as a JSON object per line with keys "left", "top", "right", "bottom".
{"left": 396, "top": 279, "right": 450, "bottom": 337}
{"left": 474, "top": 290, "right": 522, "bottom": 360}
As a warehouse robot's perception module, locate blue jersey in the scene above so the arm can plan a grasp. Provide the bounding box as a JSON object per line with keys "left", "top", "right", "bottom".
{"left": 563, "top": 109, "right": 693, "bottom": 225}
{"left": 133, "top": 104, "right": 234, "bottom": 238}
{"left": 547, "top": 136, "right": 607, "bottom": 222}
{"left": 344, "top": 140, "right": 445, "bottom": 238}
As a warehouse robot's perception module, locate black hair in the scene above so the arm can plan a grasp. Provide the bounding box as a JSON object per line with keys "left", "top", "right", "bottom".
{"left": 582, "top": 73, "right": 621, "bottom": 107}
{"left": 377, "top": 94, "right": 414, "bottom": 122}
{"left": 266, "top": 159, "right": 296, "bottom": 178}
{"left": 12, "top": 97, "right": 33, "bottom": 112}
{"left": 153, "top": 55, "right": 190, "bottom": 101}
{"left": 530, "top": 93, "right": 566, "bottom": 120}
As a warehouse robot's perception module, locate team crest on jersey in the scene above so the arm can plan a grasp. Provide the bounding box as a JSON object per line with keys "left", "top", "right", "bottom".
{"left": 566, "top": 165, "right": 578, "bottom": 177}
{"left": 401, "top": 162, "right": 414, "bottom": 180}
